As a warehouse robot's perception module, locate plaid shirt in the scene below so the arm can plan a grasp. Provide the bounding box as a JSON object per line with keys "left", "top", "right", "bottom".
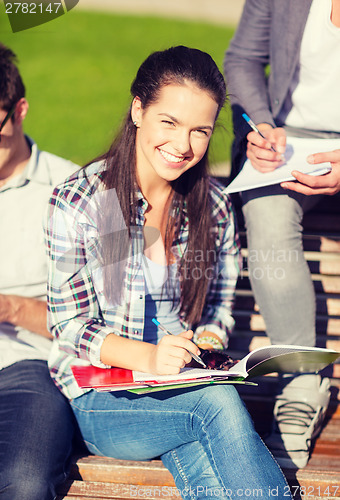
{"left": 45, "top": 161, "right": 241, "bottom": 399}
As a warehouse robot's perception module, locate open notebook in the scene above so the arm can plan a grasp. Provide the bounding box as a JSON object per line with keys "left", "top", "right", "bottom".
{"left": 225, "top": 137, "right": 340, "bottom": 194}
{"left": 72, "top": 344, "right": 339, "bottom": 394}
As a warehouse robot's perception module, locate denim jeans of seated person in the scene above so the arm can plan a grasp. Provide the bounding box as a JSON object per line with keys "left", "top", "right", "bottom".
{"left": 0, "top": 360, "right": 75, "bottom": 500}
{"left": 71, "top": 384, "right": 292, "bottom": 500}
{"left": 242, "top": 184, "right": 321, "bottom": 346}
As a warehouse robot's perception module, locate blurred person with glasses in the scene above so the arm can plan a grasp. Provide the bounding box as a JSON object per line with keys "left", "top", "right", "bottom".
{"left": 0, "top": 103, "right": 15, "bottom": 141}
{"left": 0, "top": 43, "right": 79, "bottom": 499}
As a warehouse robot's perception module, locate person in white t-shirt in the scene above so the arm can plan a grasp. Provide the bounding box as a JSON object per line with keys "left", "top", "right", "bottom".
{"left": 0, "top": 43, "right": 79, "bottom": 499}
{"left": 224, "top": 0, "right": 340, "bottom": 470}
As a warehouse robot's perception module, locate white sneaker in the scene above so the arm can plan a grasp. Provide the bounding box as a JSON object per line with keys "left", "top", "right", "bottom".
{"left": 264, "top": 374, "right": 331, "bottom": 469}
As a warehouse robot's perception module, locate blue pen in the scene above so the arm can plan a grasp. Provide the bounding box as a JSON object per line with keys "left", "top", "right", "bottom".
{"left": 242, "top": 113, "right": 278, "bottom": 153}
{"left": 152, "top": 318, "right": 207, "bottom": 368}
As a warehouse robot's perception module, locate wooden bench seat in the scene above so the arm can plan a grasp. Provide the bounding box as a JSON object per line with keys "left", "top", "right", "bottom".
{"left": 57, "top": 399, "right": 340, "bottom": 499}
{"left": 56, "top": 403, "right": 340, "bottom": 499}
{"left": 57, "top": 191, "right": 340, "bottom": 500}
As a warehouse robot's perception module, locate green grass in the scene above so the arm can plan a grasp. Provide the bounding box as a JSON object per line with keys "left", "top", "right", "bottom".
{"left": 0, "top": 5, "right": 235, "bottom": 167}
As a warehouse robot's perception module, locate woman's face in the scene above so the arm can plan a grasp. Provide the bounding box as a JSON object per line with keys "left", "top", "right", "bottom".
{"left": 132, "top": 82, "right": 219, "bottom": 186}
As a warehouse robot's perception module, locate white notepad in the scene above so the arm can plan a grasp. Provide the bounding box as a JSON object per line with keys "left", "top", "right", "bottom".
{"left": 225, "top": 137, "right": 340, "bottom": 194}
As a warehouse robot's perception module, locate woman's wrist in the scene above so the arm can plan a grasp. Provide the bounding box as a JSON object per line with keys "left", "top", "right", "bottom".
{"left": 196, "top": 334, "right": 224, "bottom": 350}
{"left": 101, "top": 333, "right": 156, "bottom": 372}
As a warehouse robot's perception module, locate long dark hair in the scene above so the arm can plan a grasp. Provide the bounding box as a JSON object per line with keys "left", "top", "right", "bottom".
{"left": 98, "top": 46, "right": 227, "bottom": 325}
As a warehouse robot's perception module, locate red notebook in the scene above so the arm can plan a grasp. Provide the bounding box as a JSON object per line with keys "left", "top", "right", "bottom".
{"left": 72, "top": 365, "right": 135, "bottom": 389}
{"left": 71, "top": 365, "right": 222, "bottom": 392}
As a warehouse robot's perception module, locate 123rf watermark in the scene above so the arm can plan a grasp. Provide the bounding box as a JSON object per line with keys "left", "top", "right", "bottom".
{"left": 3, "top": 0, "right": 79, "bottom": 32}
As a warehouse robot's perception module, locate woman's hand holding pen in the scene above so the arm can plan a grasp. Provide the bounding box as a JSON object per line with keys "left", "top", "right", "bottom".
{"left": 246, "top": 124, "right": 286, "bottom": 172}
{"left": 149, "top": 330, "right": 200, "bottom": 376}
{"left": 101, "top": 330, "right": 200, "bottom": 376}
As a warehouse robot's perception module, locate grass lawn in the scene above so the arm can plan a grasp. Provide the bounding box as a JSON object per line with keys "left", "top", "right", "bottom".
{"left": 0, "top": 5, "right": 236, "bottom": 169}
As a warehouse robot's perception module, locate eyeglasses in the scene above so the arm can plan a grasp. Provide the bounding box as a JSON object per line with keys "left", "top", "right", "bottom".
{"left": 200, "top": 350, "right": 236, "bottom": 371}
{"left": 0, "top": 104, "right": 16, "bottom": 142}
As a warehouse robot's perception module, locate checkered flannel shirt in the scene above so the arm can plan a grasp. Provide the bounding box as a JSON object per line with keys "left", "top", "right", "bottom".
{"left": 45, "top": 161, "right": 241, "bottom": 399}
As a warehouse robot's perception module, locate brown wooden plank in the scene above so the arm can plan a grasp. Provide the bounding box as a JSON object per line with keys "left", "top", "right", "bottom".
{"left": 57, "top": 497, "right": 100, "bottom": 500}
{"left": 57, "top": 497, "right": 106, "bottom": 500}
{"left": 58, "top": 466, "right": 340, "bottom": 499}
{"left": 233, "top": 311, "right": 340, "bottom": 335}
{"left": 58, "top": 479, "right": 180, "bottom": 499}
{"left": 311, "top": 442, "right": 340, "bottom": 458}
{"left": 241, "top": 248, "right": 340, "bottom": 273}
{"left": 286, "top": 469, "right": 340, "bottom": 498}
{"left": 235, "top": 292, "right": 340, "bottom": 317}
{"left": 320, "top": 237, "right": 340, "bottom": 253}
{"left": 73, "top": 457, "right": 174, "bottom": 486}
{"left": 239, "top": 232, "right": 340, "bottom": 253}
{"left": 314, "top": 297, "right": 340, "bottom": 317}
{"left": 228, "top": 333, "right": 340, "bottom": 352}
{"left": 303, "top": 236, "right": 340, "bottom": 253}
{"left": 57, "top": 497, "right": 110, "bottom": 500}
{"left": 310, "top": 260, "right": 340, "bottom": 276}
{"left": 237, "top": 272, "right": 340, "bottom": 294}
{"left": 58, "top": 468, "right": 340, "bottom": 500}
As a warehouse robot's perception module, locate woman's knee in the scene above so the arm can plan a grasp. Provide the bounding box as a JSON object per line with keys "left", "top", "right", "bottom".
{"left": 191, "top": 386, "right": 257, "bottom": 446}
{"left": 194, "top": 385, "right": 250, "bottom": 422}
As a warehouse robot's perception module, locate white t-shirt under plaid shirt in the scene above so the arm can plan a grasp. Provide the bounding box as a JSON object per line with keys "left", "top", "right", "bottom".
{"left": 45, "top": 161, "right": 241, "bottom": 400}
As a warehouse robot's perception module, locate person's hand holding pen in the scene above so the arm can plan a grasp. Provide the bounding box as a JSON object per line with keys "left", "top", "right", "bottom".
{"left": 243, "top": 114, "right": 286, "bottom": 173}
{"left": 149, "top": 319, "right": 206, "bottom": 375}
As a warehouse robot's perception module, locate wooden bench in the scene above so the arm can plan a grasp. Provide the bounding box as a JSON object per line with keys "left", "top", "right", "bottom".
{"left": 57, "top": 189, "right": 340, "bottom": 500}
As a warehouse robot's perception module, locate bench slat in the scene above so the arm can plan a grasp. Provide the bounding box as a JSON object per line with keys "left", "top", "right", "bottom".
{"left": 58, "top": 462, "right": 340, "bottom": 499}
{"left": 71, "top": 457, "right": 174, "bottom": 486}
{"left": 235, "top": 292, "right": 340, "bottom": 317}
{"left": 58, "top": 479, "right": 179, "bottom": 499}
{"left": 233, "top": 311, "right": 340, "bottom": 335}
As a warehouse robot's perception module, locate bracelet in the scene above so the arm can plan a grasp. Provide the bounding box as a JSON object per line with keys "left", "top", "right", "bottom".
{"left": 197, "top": 336, "right": 224, "bottom": 350}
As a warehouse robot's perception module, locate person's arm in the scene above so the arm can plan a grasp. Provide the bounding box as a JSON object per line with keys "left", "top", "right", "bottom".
{"left": 224, "top": 0, "right": 279, "bottom": 174}
{"left": 194, "top": 190, "right": 241, "bottom": 349}
{"left": 0, "top": 294, "right": 50, "bottom": 338}
{"left": 281, "top": 149, "right": 340, "bottom": 195}
{"left": 224, "top": 0, "right": 275, "bottom": 127}
{"left": 100, "top": 329, "right": 199, "bottom": 376}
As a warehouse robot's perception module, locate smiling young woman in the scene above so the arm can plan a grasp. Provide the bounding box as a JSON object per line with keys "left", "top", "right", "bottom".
{"left": 45, "top": 46, "right": 292, "bottom": 498}
{"left": 132, "top": 83, "right": 217, "bottom": 186}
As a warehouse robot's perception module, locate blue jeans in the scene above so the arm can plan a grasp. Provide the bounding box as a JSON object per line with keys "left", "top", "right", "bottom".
{"left": 242, "top": 185, "right": 321, "bottom": 346}
{"left": 0, "top": 360, "right": 76, "bottom": 500}
{"left": 71, "top": 385, "right": 292, "bottom": 499}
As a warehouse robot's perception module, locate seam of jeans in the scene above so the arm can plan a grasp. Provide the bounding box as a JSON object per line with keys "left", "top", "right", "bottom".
{"left": 170, "top": 449, "right": 196, "bottom": 500}
{"left": 195, "top": 414, "right": 229, "bottom": 496}
{"left": 258, "top": 435, "right": 292, "bottom": 494}
{"left": 71, "top": 401, "right": 190, "bottom": 418}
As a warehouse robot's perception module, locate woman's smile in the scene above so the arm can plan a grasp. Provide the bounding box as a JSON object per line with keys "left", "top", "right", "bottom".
{"left": 157, "top": 147, "right": 189, "bottom": 167}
